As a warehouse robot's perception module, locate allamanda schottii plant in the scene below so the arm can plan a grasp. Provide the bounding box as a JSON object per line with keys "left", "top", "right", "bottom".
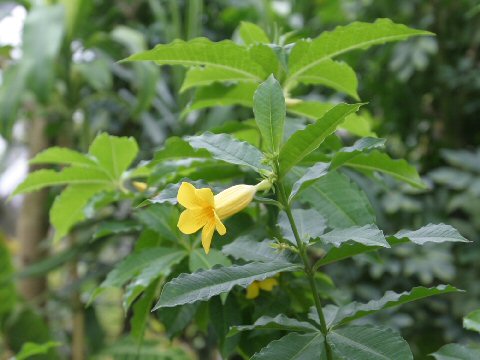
{"left": 13, "top": 20, "right": 471, "bottom": 358}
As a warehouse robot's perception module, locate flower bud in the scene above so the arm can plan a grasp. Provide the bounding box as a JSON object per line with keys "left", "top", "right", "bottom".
{"left": 132, "top": 181, "right": 148, "bottom": 192}
{"left": 214, "top": 184, "right": 257, "bottom": 220}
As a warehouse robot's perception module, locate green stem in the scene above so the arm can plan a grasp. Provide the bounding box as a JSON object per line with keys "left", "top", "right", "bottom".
{"left": 276, "top": 181, "right": 332, "bottom": 360}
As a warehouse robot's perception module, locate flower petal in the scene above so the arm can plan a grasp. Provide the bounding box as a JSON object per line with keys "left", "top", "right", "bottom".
{"left": 258, "top": 278, "right": 278, "bottom": 291}
{"left": 246, "top": 282, "right": 260, "bottom": 299}
{"left": 201, "top": 220, "right": 216, "bottom": 254}
{"left": 195, "top": 187, "right": 214, "bottom": 207}
{"left": 214, "top": 212, "right": 226, "bottom": 235}
{"left": 177, "top": 182, "right": 201, "bottom": 209}
{"left": 177, "top": 208, "right": 210, "bottom": 234}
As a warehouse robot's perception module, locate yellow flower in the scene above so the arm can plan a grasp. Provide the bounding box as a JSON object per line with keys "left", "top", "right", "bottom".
{"left": 177, "top": 180, "right": 270, "bottom": 254}
{"left": 132, "top": 181, "right": 148, "bottom": 192}
{"left": 246, "top": 277, "right": 279, "bottom": 299}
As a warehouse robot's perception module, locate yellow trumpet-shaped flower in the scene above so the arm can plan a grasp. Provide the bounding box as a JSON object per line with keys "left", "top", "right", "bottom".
{"left": 246, "top": 277, "right": 279, "bottom": 299}
{"left": 177, "top": 180, "right": 271, "bottom": 254}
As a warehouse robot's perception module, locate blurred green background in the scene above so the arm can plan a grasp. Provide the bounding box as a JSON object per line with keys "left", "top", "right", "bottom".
{"left": 0, "top": 0, "right": 479, "bottom": 359}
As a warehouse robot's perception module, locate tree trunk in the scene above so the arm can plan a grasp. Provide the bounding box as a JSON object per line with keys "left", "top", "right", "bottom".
{"left": 17, "top": 116, "right": 49, "bottom": 305}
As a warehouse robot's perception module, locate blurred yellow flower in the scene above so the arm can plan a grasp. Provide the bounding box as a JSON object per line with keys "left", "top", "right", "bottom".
{"left": 246, "top": 277, "right": 279, "bottom": 299}
{"left": 177, "top": 180, "right": 270, "bottom": 254}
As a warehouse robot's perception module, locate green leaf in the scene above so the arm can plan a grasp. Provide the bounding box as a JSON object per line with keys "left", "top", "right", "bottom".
{"left": 253, "top": 75, "right": 286, "bottom": 155}
{"left": 299, "top": 171, "right": 375, "bottom": 228}
{"left": 316, "top": 224, "right": 467, "bottom": 267}
{"left": 181, "top": 66, "right": 255, "bottom": 92}
{"left": 228, "top": 314, "right": 318, "bottom": 337}
{"left": 286, "top": 19, "right": 433, "bottom": 88}
{"left": 15, "top": 341, "right": 62, "bottom": 360}
{"left": 91, "top": 248, "right": 186, "bottom": 301}
{"left": 286, "top": 101, "right": 334, "bottom": 120}
{"left": 185, "top": 132, "right": 269, "bottom": 172}
{"left": 135, "top": 205, "right": 180, "bottom": 243}
{"left": 189, "top": 248, "right": 231, "bottom": 272}
{"left": 88, "top": 133, "right": 139, "bottom": 180}
{"left": 464, "top": 309, "right": 480, "bottom": 334}
{"left": 126, "top": 38, "right": 266, "bottom": 81}
{"left": 131, "top": 281, "right": 157, "bottom": 343}
{"left": 185, "top": 82, "right": 256, "bottom": 114}
{"left": 155, "top": 261, "right": 301, "bottom": 308}
{"left": 429, "top": 167, "right": 473, "bottom": 190}
{"left": 327, "top": 325, "right": 413, "bottom": 360}
{"left": 12, "top": 167, "right": 113, "bottom": 196}
{"left": 279, "top": 103, "right": 362, "bottom": 174}
{"left": 30, "top": 147, "right": 98, "bottom": 167}
{"left": 329, "top": 285, "right": 462, "bottom": 328}
{"left": 239, "top": 22, "right": 270, "bottom": 45}
{"left": 393, "top": 223, "right": 469, "bottom": 245}
{"left": 252, "top": 332, "right": 325, "bottom": 360}
{"left": 330, "top": 137, "right": 386, "bottom": 169}
{"left": 222, "top": 235, "right": 293, "bottom": 263}
{"left": 289, "top": 162, "right": 330, "bottom": 201}
{"left": 319, "top": 224, "right": 389, "bottom": 248}
{"left": 339, "top": 150, "right": 426, "bottom": 189}
{"left": 249, "top": 44, "right": 281, "bottom": 76}
{"left": 50, "top": 184, "right": 108, "bottom": 242}
{"left": 431, "top": 344, "right": 480, "bottom": 360}
{"left": 298, "top": 60, "right": 359, "bottom": 99}
{"left": 278, "top": 209, "right": 326, "bottom": 244}
{"left": 340, "top": 113, "right": 377, "bottom": 137}
{"left": 289, "top": 138, "right": 385, "bottom": 200}
{"left": 93, "top": 220, "right": 142, "bottom": 239}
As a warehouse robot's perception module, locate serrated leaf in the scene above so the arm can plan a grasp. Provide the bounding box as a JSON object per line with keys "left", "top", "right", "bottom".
{"left": 286, "top": 19, "right": 432, "bottom": 88}
{"left": 30, "top": 147, "right": 98, "bottom": 167}
{"left": 50, "top": 184, "right": 108, "bottom": 242}
{"left": 392, "top": 223, "right": 469, "bottom": 245}
{"left": 464, "top": 309, "right": 480, "bottom": 334}
{"left": 279, "top": 103, "right": 362, "bottom": 174}
{"left": 339, "top": 150, "right": 426, "bottom": 189}
{"left": 185, "top": 82, "right": 256, "bottom": 114}
{"left": 278, "top": 208, "right": 326, "bottom": 244}
{"left": 91, "top": 248, "right": 186, "bottom": 302}
{"left": 239, "top": 22, "right": 270, "bottom": 45}
{"left": 327, "top": 325, "right": 413, "bottom": 360}
{"left": 155, "top": 261, "right": 301, "bottom": 308}
{"left": 12, "top": 167, "right": 113, "bottom": 196}
{"left": 298, "top": 59, "right": 359, "bottom": 99}
{"left": 134, "top": 204, "right": 179, "bottom": 243}
{"left": 330, "top": 137, "right": 386, "bottom": 169}
{"left": 320, "top": 224, "right": 389, "bottom": 248}
{"left": 126, "top": 38, "right": 266, "bottom": 81}
{"left": 252, "top": 332, "right": 325, "bottom": 360}
{"left": 185, "top": 132, "right": 269, "bottom": 172}
{"left": 253, "top": 75, "right": 285, "bottom": 155}
{"left": 222, "top": 235, "right": 292, "bottom": 263}
{"left": 88, "top": 133, "right": 139, "bottom": 180}
{"left": 299, "top": 171, "right": 375, "bottom": 228}
{"left": 228, "top": 314, "right": 318, "bottom": 337}
{"left": 189, "top": 248, "right": 231, "bottom": 273}
{"left": 431, "top": 344, "right": 480, "bottom": 360}
{"left": 317, "top": 223, "right": 467, "bottom": 267}
{"left": 289, "top": 162, "right": 330, "bottom": 201}
{"left": 329, "top": 285, "right": 461, "bottom": 328}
